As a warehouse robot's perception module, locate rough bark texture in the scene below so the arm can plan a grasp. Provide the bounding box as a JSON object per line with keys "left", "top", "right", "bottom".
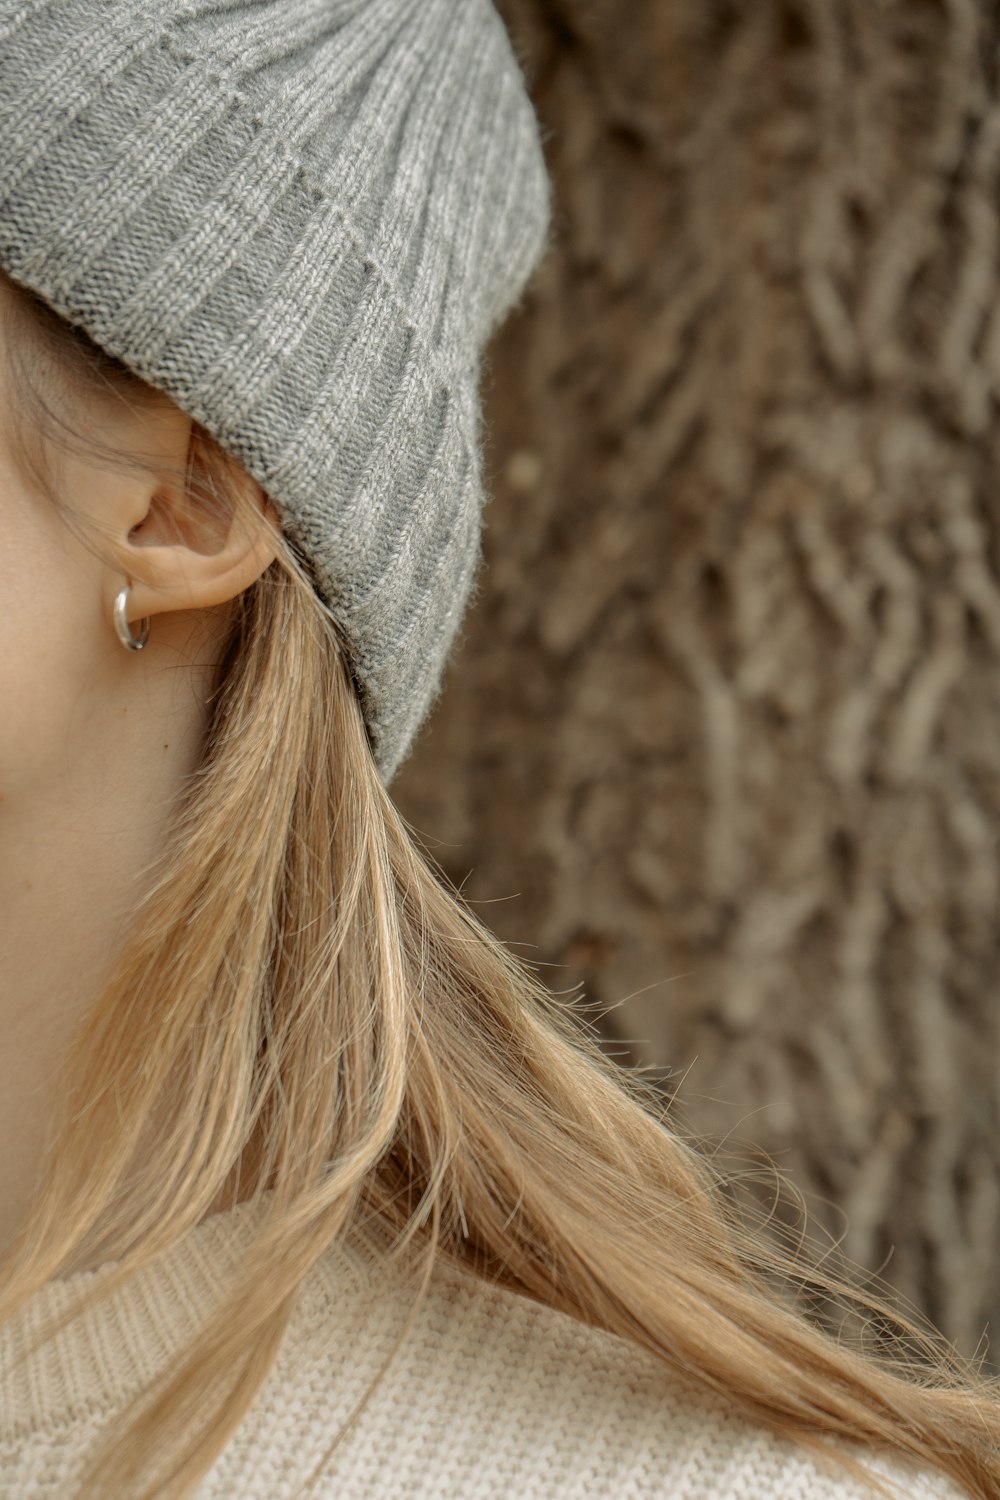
{"left": 392, "top": 0, "right": 1000, "bottom": 1367}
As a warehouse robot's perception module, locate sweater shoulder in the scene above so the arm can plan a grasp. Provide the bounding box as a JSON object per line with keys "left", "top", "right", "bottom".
{"left": 233, "top": 1239, "right": 969, "bottom": 1500}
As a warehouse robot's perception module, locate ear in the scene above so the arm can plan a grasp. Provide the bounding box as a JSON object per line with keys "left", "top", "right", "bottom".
{"left": 110, "top": 436, "right": 281, "bottom": 624}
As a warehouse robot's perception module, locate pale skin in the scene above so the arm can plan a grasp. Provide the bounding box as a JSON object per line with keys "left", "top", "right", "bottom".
{"left": 0, "top": 291, "right": 279, "bottom": 1267}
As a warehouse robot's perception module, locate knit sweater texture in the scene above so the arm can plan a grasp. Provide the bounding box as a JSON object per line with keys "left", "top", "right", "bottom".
{"left": 0, "top": 1195, "right": 970, "bottom": 1498}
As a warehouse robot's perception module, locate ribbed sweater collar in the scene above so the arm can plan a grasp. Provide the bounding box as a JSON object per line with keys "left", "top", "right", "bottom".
{"left": 0, "top": 1195, "right": 287, "bottom": 1444}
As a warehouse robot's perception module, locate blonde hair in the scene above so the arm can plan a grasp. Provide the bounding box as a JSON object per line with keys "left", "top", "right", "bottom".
{"left": 1, "top": 267, "right": 998, "bottom": 1500}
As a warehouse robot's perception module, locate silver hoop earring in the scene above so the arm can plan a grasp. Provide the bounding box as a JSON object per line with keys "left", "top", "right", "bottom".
{"left": 113, "top": 583, "right": 151, "bottom": 652}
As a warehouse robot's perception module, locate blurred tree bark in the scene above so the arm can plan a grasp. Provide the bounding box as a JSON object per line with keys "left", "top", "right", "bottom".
{"left": 393, "top": 0, "right": 1000, "bottom": 1367}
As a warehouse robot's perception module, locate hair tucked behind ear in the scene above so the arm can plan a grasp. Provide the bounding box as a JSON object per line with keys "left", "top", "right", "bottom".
{"left": 1, "top": 267, "right": 999, "bottom": 1500}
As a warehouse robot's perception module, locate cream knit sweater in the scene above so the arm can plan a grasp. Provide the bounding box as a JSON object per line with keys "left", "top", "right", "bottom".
{"left": 0, "top": 1196, "right": 969, "bottom": 1498}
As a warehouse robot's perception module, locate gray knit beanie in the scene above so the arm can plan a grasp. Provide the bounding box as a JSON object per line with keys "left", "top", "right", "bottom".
{"left": 0, "top": 0, "right": 551, "bottom": 786}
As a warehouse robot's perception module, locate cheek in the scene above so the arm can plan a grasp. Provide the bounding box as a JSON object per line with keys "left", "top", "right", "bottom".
{"left": 0, "top": 481, "right": 110, "bottom": 804}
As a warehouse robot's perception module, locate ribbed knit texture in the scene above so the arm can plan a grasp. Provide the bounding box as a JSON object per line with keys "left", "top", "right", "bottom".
{"left": 0, "top": 1196, "right": 970, "bottom": 1499}
{"left": 0, "top": 0, "right": 551, "bottom": 784}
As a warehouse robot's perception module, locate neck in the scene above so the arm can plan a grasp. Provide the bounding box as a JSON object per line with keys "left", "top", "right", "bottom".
{"left": 0, "top": 615, "right": 219, "bottom": 1267}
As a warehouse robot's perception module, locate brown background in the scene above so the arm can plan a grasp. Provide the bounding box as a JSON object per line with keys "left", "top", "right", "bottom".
{"left": 393, "top": 0, "right": 1000, "bottom": 1368}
